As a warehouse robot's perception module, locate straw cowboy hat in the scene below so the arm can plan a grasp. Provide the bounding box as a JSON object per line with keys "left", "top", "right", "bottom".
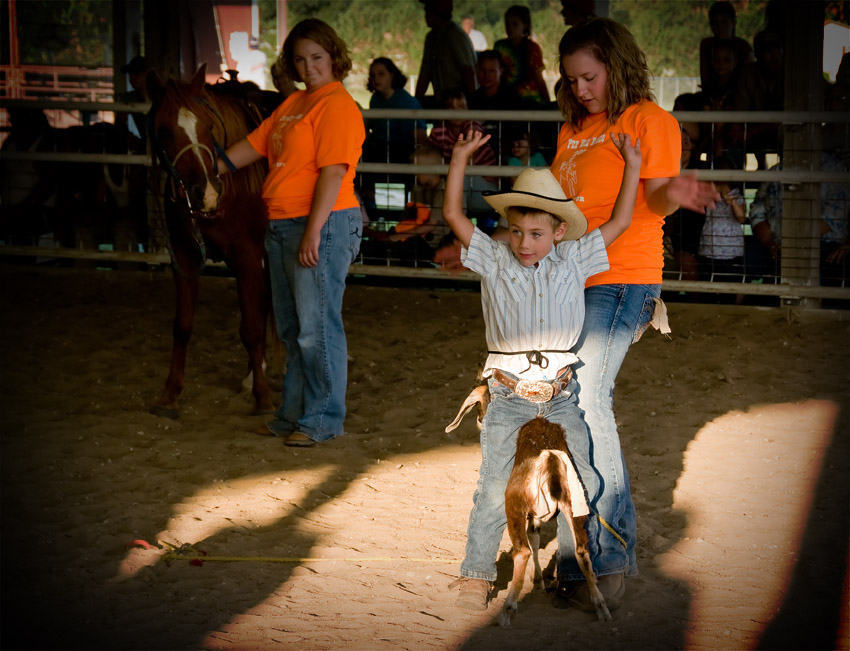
{"left": 483, "top": 168, "right": 588, "bottom": 240}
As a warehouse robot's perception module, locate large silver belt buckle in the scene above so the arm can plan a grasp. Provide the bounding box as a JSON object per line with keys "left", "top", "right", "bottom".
{"left": 514, "top": 379, "right": 554, "bottom": 403}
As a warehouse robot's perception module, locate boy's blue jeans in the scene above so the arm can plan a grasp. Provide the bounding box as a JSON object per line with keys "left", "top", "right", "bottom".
{"left": 555, "top": 283, "right": 661, "bottom": 580}
{"left": 460, "top": 375, "right": 596, "bottom": 582}
{"left": 263, "top": 208, "right": 362, "bottom": 442}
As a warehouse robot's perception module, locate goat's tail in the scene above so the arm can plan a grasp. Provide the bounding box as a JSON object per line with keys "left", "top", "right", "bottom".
{"left": 546, "top": 450, "right": 591, "bottom": 519}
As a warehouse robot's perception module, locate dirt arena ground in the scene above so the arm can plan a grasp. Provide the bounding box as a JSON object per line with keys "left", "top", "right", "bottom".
{"left": 1, "top": 265, "right": 848, "bottom": 650}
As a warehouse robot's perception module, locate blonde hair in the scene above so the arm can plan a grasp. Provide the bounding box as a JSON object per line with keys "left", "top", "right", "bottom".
{"left": 278, "top": 19, "right": 352, "bottom": 84}
{"left": 556, "top": 17, "right": 654, "bottom": 129}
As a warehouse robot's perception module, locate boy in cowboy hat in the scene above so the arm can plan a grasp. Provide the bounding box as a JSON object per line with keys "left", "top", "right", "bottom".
{"left": 443, "top": 129, "right": 641, "bottom": 611}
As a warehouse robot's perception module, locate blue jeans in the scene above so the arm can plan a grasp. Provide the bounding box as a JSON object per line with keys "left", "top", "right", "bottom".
{"left": 263, "top": 208, "right": 362, "bottom": 442}
{"left": 460, "top": 375, "right": 595, "bottom": 582}
{"left": 555, "top": 283, "right": 660, "bottom": 580}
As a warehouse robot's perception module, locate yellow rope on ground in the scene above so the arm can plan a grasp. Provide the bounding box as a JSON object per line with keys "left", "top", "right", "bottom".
{"left": 162, "top": 553, "right": 462, "bottom": 564}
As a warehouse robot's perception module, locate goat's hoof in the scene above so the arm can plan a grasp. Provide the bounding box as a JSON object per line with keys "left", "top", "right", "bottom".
{"left": 498, "top": 608, "right": 514, "bottom": 628}
{"left": 150, "top": 404, "right": 179, "bottom": 420}
{"left": 594, "top": 601, "right": 613, "bottom": 622}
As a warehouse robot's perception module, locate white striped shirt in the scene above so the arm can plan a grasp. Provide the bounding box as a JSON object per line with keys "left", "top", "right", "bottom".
{"left": 461, "top": 227, "right": 609, "bottom": 381}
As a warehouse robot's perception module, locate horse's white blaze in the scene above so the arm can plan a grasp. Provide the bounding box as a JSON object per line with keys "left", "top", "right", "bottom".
{"left": 177, "top": 106, "right": 219, "bottom": 211}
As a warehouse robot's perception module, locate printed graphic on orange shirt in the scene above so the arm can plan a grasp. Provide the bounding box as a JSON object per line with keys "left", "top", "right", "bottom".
{"left": 556, "top": 147, "right": 586, "bottom": 200}
{"left": 271, "top": 113, "right": 303, "bottom": 160}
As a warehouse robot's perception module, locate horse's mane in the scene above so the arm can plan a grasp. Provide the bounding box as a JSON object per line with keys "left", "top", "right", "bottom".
{"left": 160, "top": 78, "right": 267, "bottom": 198}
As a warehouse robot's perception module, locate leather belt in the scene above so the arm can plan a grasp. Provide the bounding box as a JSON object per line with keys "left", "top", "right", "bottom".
{"left": 492, "top": 367, "right": 573, "bottom": 403}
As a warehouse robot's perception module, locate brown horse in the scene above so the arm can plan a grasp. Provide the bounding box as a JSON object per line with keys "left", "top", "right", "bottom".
{"left": 145, "top": 64, "right": 274, "bottom": 418}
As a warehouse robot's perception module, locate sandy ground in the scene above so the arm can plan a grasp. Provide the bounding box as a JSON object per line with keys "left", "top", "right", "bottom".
{"left": 1, "top": 265, "right": 849, "bottom": 651}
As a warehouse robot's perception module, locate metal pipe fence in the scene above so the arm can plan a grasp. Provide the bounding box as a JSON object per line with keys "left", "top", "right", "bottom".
{"left": 0, "top": 99, "right": 847, "bottom": 306}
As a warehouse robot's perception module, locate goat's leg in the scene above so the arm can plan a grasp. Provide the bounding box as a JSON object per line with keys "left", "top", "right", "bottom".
{"left": 529, "top": 523, "right": 545, "bottom": 591}
{"left": 499, "top": 507, "right": 532, "bottom": 628}
{"left": 568, "top": 514, "right": 612, "bottom": 622}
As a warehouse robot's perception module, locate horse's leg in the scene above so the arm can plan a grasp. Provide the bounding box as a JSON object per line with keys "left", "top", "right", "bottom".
{"left": 151, "top": 270, "right": 199, "bottom": 419}
{"left": 232, "top": 249, "right": 274, "bottom": 414}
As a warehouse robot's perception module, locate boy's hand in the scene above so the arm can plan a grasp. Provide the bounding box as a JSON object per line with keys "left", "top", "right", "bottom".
{"left": 610, "top": 132, "right": 641, "bottom": 170}
{"left": 451, "top": 129, "right": 491, "bottom": 163}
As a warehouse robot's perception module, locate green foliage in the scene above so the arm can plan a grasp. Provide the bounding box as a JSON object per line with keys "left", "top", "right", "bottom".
{"left": 16, "top": 0, "right": 112, "bottom": 67}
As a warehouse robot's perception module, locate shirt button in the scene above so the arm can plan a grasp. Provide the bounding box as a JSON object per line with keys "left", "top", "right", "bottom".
{"left": 539, "top": 319, "right": 544, "bottom": 324}
{"left": 539, "top": 293, "right": 543, "bottom": 297}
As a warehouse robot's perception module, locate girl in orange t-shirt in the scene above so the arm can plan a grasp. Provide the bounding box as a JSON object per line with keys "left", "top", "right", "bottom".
{"left": 549, "top": 17, "right": 718, "bottom": 611}
{"left": 217, "top": 19, "right": 364, "bottom": 448}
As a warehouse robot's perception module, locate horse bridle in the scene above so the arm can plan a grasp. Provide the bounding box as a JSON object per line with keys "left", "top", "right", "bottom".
{"left": 148, "top": 96, "right": 237, "bottom": 219}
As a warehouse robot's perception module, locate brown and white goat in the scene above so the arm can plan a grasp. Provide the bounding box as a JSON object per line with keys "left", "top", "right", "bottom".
{"left": 446, "top": 387, "right": 611, "bottom": 627}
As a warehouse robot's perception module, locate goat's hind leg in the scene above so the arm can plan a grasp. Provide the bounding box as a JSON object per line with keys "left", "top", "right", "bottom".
{"left": 499, "top": 510, "right": 532, "bottom": 628}
{"left": 529, "top": 522, "right": 546, "bottom": 591}
{"left": 569, "top": 514, "right": 612, "bottom": 622}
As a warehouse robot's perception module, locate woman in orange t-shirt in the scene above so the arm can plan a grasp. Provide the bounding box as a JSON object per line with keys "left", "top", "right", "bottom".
{"left": 549, "top": 17, "right": 718, "bottom": 610}
{"left": 218, "top": 19, "right": 365, "bottom": 448}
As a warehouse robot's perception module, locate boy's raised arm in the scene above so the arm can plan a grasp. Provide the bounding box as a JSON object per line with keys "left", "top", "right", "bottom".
{"left": 598, "top": 133, "right": 641, "bottom": 248}
{"left": 443, "top": 130, "right": 491, "bottom": 249}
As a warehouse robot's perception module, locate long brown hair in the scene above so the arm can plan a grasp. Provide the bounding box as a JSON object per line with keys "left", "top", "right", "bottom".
{"left": 278, "top": 18, "right": 352, "bottom": 84}
{"left": 556, "top": 17, "right": 654, "bottom": 129}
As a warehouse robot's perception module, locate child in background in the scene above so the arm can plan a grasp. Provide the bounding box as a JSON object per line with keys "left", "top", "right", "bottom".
{"left": 696, "top": 155, "right": 746, "bottom": 295}
{"left": 442, "top": 128, "right": 641, "bottom": 612}
{"left": 493, "top": 5, "right": 550, "bottom": 107}
{"left": 663, "top": 127, "right": 706, "bottom": 281}
{"left": 508, "top": 131, "right": 547, "bottom": 168}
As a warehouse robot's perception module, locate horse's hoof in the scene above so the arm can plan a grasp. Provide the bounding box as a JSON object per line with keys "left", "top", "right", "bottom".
{"left": 150, "top": 405, "right": 179, "bottom": 420}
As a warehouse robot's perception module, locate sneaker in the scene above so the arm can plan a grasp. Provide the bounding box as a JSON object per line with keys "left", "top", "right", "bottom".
{"left": 566, "top": 573, "right": 625, "bottom": 613}
{"left": 448, "top": 577, "right": 491, "bottom": 611}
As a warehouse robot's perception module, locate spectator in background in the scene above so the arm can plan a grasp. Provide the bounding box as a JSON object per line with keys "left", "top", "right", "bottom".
{"left": 702, "top": 39, "right": 743, "bottom": 165}
{"left": 507, "top": 130, "right": 546, "bottom": 168}
{"left": 560, "top": 0, "right": 595, "bottom": 25}
{"left": 117, "top": 55, "right": 149, "bottom": 142}
{"left": 469, "top": 50, "right": 525, "bottom": 163}
{"left": 360, "top": 57, "right": 427, "bottom": 215}
{"left": 469, "top": 51, "right": 524, "bottom": 112}
{"left": 664, "top": 127, "right": 706, "bottom": 282}
{"left": 699, "top": 1, "right": 754, "bottom": 98}
{"left": 672, "top": 91, "right": 711, "bottom": 165}
{"left": 428, "top": 88, "right": 499, "bottom": 214}
{"left": 415, "top": 0, "right": 477, "bottom": 108}
{"left": 428, "top": 88, "right": 497, "bottom": 169}
{"left": 462, "top": 16, "right": 488, "bottom": 52}
{"left": 364, "top": 57, "right": 427, "bottom": 165}
{"left": 733, "top": 29, "right": 784, "bottom": 170}
{"left": 494, "top": 5, "right": 551, "bottom": 107}
{"left": 696, "top": 154, "right": 746, "bottom": 298}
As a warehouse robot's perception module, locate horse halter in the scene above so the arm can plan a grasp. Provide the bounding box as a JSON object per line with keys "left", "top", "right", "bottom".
{"left": 148, "top": 96, "right": 234, "bottom": 218}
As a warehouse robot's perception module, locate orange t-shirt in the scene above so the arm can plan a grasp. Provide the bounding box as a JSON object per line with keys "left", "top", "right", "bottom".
{"left": 246, "top": 81, "right": 365, "bottom": 220}
{"left": 550, "top": 100, "right": 680, "bottom": 286}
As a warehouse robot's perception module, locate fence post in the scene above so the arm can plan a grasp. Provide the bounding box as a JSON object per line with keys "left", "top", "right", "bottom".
{"left": 779, "top": 2, "right": 825, "bottom": 308}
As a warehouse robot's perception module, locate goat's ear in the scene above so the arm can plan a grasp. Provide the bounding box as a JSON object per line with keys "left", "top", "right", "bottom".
{"left": 145, "top": 69, "right": 165, "bottom": 104}
{"left": 189, "top": 63, "right": 208, "bottom": 96}
{"left": 445, "top": 385, "right": 487, "bottom": 433}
